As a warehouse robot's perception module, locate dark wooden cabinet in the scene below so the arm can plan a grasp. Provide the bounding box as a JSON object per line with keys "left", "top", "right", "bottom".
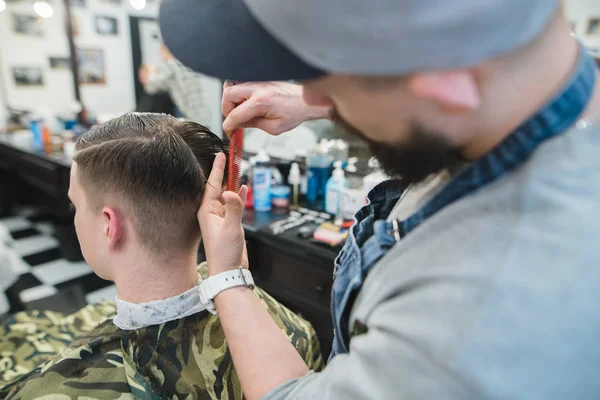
{"left": 0, "top": 137, "right": 82, "bottom": 261}
{"left": 247, "top": 231, "right": 335, "bottom": 356}
{"left": 0, "top": 140, "right": 66, "bottom": 197}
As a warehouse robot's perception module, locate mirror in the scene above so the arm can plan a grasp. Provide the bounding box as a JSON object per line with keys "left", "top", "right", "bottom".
{"left": 0, "top": 0, "right": 598, "bottom": 169}
{"left": 0, "top": 0, "right": 223, "bottom": 134}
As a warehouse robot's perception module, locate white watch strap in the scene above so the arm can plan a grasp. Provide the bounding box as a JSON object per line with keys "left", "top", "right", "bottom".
{"left": 199, "top": 268, "right": 255, "bottom": 314}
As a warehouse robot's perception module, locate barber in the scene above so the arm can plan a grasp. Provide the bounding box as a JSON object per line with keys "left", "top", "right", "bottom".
{"left": 160, "top": 0, "right": 600, "bottom": 399}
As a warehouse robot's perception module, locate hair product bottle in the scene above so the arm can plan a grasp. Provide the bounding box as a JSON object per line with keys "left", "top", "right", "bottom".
{"left": 325, "top": 161, "right": 348, "bottom": 215}
{"left": 252, "top": 149, "right": 272, "bottom": 211}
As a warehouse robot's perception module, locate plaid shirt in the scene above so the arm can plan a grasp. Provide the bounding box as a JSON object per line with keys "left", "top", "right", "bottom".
{"left": 145, "top": 59, "right": 211, "bottom": 125}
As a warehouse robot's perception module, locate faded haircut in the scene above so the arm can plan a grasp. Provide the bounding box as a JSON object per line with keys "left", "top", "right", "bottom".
{"left": 73, "top": 113, "right": 227, "bottom": 256}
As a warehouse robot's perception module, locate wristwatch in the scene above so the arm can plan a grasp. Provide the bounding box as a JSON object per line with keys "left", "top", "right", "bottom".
{"left": 199, "top": 267, "right": 255, "bottom": 314}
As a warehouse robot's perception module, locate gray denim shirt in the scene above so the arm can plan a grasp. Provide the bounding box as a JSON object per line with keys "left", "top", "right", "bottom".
{"left": 266, "top": 121, "right": 600, "bottom": 399}
{"left": 265, "top": 47, "right": 600, "bottom": 399}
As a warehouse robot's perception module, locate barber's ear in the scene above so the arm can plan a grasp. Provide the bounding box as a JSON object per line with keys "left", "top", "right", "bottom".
{"left": 408, "top": 70, "right": 481, "bottom": 114}
{"left": 102, "top": 207, "right": 122, "bottom": 249}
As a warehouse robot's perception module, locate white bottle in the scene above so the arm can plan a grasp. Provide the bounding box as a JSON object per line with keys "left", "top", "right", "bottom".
{"left": 288, "top": 162, "right": 302, "bottom": 209}
{"left": 340, "top": 158, "right": 364, "bottom": 220}
{"left": 325, "top": 161, "right": 348, "bottom": 215}
{"left": 252, "top": 150, "right": 272, "bottom": 211}
{"left": 362, "top": 157, "right": 390, "bottom": 197}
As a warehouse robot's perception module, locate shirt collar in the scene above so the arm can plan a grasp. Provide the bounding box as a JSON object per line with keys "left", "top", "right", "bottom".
{"left": 113, "top": 274, "right": 206, "bottom": 330}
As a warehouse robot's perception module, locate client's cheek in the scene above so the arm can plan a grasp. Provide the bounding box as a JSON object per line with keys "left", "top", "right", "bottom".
{"left": 73, "top": 214, "right": 80, "bottom": 235}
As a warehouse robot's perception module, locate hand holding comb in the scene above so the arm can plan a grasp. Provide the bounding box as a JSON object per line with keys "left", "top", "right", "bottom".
{"left": 227, "top": 128, "right": 244, "bottom": 191}
{"left": 225, "top": 80, "right": 244, "bottom": 192}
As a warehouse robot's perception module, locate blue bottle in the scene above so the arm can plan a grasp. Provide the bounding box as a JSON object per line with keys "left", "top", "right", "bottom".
{"left": 306, "top": 169, "right": 319, "bottom": 203}
{"left": 252, "top": 150, "right": 272, "bottom": 211}
{"left": 306, "top": 139, "right": 332, "bottom": 201}
{"left": 30, "top": 120, "right": 44, "bottom": 151}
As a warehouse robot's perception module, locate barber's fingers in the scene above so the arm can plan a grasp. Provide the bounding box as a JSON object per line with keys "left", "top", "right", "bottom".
{"left": 203, "top": 152, "right": 226, "bottom": 202}
{"left": 221, "top": 84, "right": 255, "bottom": 117}
{"left": 222, "top": 185, "right": 248, "bottom": 230}
{"left": 245, "top": 118, "right": 289, "bottom": 136}
{"left": 204, "top": 200, "right": 225, "bottom": 218}
{"left": 222, "top": 101, "right": 266, "bottom": 137}
{"left": 238, "top": 185, "right": 249, "bottom": 205}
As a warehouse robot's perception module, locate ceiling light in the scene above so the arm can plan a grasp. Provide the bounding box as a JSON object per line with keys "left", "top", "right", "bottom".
{"left": 33, "top": 1, "right": 53, "bottom": 18}
{"left": 0, "top": 0, "right": 6, "bottom": 12}
{"left": 129, "top": 0, "right": 146, "bottom": 10}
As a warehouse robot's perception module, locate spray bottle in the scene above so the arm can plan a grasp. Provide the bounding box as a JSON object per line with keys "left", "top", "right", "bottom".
{"left": 252, "top": 149, "right": 272, "bottom": 211}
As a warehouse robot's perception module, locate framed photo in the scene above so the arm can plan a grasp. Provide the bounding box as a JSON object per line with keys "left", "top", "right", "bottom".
{"left": 12, "top": 67, "right": 44, "bottom": 87}
{"left": 49, "top": 57, "right": 71, "bottom": 70}
{"left": 70, "top": 0, "right": 86, "bottom": 8}
{"left": 77, "top": 48, "right": 106, "bottom": 84}
{"left": 95, "top": 15, "right": 118, "bottom": 35}
{"left": 12, "top": 14, "right": 43, "bottom": 36}
{"left": 98, "top": 0, "right": 121, "bottom": 5}
{"left": 71, "top": 15, "right": 80, "bottom": 37}
{"left": 586, "top": 17, "right": 600, "bottom": 37}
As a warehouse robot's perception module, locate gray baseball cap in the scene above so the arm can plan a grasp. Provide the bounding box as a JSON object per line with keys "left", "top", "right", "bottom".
{"left": 159, "top": 0, "right": 560, "bottom": 82}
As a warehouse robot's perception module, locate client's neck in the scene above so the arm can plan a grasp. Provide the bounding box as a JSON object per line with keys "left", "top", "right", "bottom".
{"left": 113, "top": 249, "right": 199, "bottom": 303}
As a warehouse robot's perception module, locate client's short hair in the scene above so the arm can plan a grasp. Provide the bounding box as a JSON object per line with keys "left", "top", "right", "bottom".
{"left": 74, "top": 113, "right": 227, "bottom": 256}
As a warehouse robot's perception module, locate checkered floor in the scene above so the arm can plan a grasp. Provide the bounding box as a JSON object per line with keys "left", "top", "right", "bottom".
{"left": 2, "top": 208, "right": 116, "bottom": 313}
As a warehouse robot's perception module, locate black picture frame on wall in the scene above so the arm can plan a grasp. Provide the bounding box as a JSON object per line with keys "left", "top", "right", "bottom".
{"left": 95, "top": 15, "right": 118, "bottom": 36}
{"left": 98, "top": 0, "right": 122, "bottom": 5}
{"left": 49, "top": 56, "right": 71, "bottom": 70}
{"left": 70, "top": 0, "right": 86, "bottom": 8}
{"left": 77, "top": 48, "right": 106, "bottom": 85}
{"left": 12, "top": 14, "right": 43, "bottom": 36}
{"left": 587, "top": 17, "right": 600, "bottom": 37}
{"left": 12, "top": 67, "right": 44, "bottom": 87}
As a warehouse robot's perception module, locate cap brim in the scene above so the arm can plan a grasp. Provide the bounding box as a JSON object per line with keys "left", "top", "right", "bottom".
{"left": 159, "top": 0, "right": 325, "bottom": 82}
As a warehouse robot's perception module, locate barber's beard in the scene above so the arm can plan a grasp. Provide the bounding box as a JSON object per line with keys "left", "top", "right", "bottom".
{"left": 331, "top": 109, "right": 459, "bottom": 185}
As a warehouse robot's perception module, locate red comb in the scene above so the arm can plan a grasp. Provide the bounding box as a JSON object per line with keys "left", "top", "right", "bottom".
{"left": 227, "top": 128, "right": 244, "bottom": 191}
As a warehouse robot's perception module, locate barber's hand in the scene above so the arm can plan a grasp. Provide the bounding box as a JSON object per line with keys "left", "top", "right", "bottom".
{"left": 222, "top": 81, "right": 331, "bottom": 137}
{"left": 138, "top": 66, "right": 149, "bottom": 87}
{"left": 160, "top": 44, "right": 174, "bottom": 61}
{"left": 198, "top": 153, "right": 249, "bottom": 276}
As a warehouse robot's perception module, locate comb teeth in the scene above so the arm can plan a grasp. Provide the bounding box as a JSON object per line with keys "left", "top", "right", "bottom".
{"left": 227, "top": 129, "right": 244, "bottom": 191}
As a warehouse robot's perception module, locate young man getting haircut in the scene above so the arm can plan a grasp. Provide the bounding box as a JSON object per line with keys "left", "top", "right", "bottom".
{"left": 0, "top": 113, "right": 322, "bottom": 399}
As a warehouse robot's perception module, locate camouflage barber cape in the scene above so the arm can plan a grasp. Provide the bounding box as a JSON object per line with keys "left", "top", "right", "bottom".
{"left": 0, "top": 287, "right": 323, "bottom": 399}
{"left": 0, "top": 300, "right": 117, "bottom": 386}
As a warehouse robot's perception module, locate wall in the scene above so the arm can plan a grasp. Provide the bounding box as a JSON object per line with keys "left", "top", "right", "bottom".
{"left": 0, "top": 48, "right": 6, "bottom": 129}
{"left": 2, "top": 2, "right": 595, "bottom": 134}
{"left": 0, "top": 80, "right": 6, "bottom": 130}
{"left": 74, "top": 1, "right": 160, "bottom": 117}
{"left": 565, "top": 0, "right": 600, "bottom": 53}
{"left": 0, "top": 0, "right": 223, "bottom": 134}
{"left": 1, "top": 1, "right": 73, "bottom": 115}
{"left": 0, "top": 0, "right": 156, "bottom": 115}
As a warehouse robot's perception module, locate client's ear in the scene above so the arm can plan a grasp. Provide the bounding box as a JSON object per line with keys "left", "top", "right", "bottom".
{"left": 102, "top": 207, "right": 122, "bottom": 250}
{"left": 408, "top": 70, "right": 481, "bottom": 114}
